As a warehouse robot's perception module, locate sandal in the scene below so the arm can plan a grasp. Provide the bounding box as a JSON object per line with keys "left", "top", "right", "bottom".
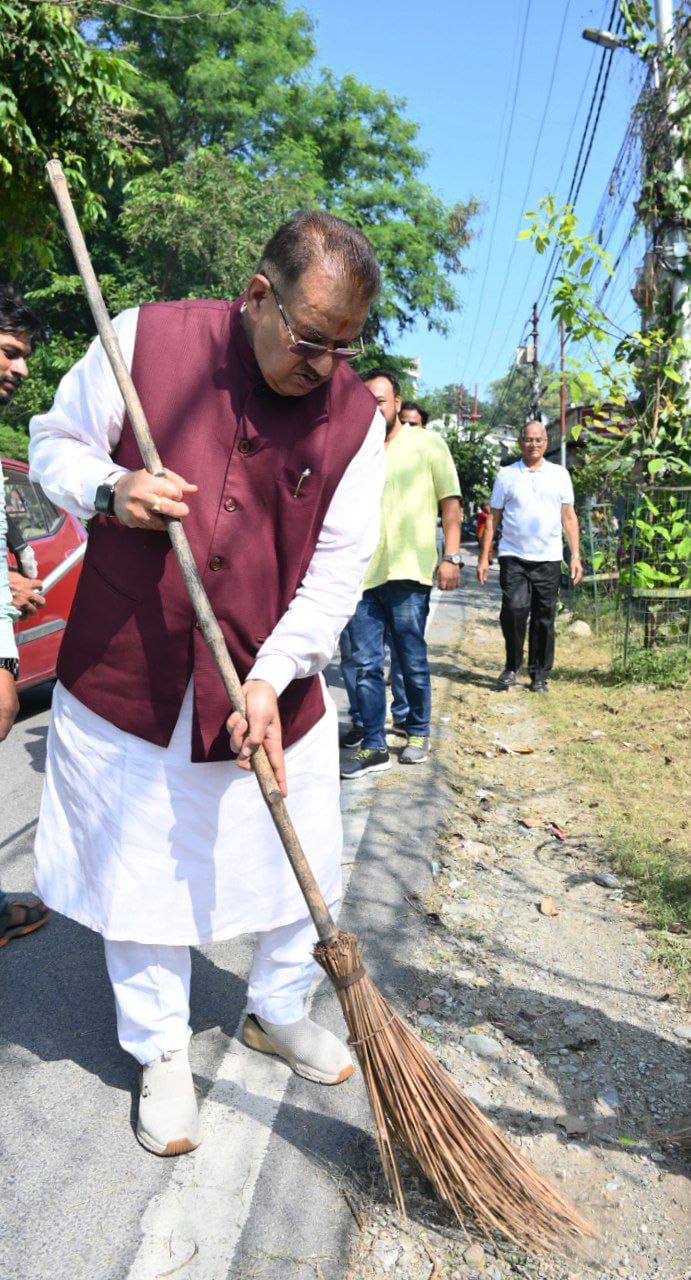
{"left": 0, "top": 896, "right": 49, "bottom": 948}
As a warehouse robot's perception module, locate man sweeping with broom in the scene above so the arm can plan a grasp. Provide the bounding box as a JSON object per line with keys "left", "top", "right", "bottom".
{"left": 29, "top": 211, "right": 386, "bottom": 1157}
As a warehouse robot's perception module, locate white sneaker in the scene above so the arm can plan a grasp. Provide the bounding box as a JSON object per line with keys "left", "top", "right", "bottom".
{"left": 242, "top": 1013, "right": 354, "bottom": 1085}
{"left": 137, "top": 1048, "right": 200, "bottom": 1156}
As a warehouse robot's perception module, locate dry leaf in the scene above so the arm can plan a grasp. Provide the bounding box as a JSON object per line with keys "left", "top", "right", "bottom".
{"left": 539, "top": 896, "right": 559, "bottom": 917}
{"left": 494, "top": 740, "right": 535, "bottom": 755}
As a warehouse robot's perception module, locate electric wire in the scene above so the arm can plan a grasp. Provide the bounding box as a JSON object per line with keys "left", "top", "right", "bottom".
{"left": 457, "top": 0, "right": 533, "bottom": 375}
{"left": 471, "top": 0, "right": 573, "bottom": 384}
{"left": 535, "top": 1, "right": 624, "bottom": 317}
{"left": 482, "top": 6, "right": 611, "bottom": 392}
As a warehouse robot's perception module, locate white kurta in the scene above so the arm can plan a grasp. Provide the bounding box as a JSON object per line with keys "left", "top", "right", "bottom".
{"left": 29, "top": 310, "right": 385, "bottom": 944}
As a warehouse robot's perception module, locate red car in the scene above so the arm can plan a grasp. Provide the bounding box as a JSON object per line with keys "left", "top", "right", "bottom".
{"left": 3, "top": 457, "right": 87, "bottom": 691}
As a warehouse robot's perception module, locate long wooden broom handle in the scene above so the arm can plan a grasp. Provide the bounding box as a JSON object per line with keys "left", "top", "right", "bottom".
{"left": 45, "top": 158, "right": 339, "bottom": 947}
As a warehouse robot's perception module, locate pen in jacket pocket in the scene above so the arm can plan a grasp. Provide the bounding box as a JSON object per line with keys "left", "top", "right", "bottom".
{"left": 293, "top": 467, "right": 312, "bottom": 498}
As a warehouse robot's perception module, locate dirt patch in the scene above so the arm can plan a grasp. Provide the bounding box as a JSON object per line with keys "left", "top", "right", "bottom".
{"left": 345, "top": 596, "right": 689, "bottom": 1280}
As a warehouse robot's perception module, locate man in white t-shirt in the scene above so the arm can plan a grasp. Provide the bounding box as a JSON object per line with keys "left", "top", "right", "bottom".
{"left": 477, "top": 421, "right": 582, "bottom": 692}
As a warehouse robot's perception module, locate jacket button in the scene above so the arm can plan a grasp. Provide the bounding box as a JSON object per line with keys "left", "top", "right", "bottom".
{"left": 209, "top": 555, "right": 224, "bottom": 571}
{"left": 238, "top": 440, "right": 252, "bottom": 455}
{"left": 224, "top": 497, "right": 237, "bottom": 512}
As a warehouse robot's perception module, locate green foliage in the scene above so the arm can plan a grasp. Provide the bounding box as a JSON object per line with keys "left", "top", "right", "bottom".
{"left": 0, "top": 1, "right": 141, "bottom": 268}
{"left": 422, "top": 383, "right": 464, "bottom": 424}
{"left": 119, "top": 146, "right": 307, "bottom": 299}
{"left": 0, "top": 420, "right": 29, "bottom": 461}
{"left": 440, "top": 424, "right": 500, "bottom": 508}
{"left": 2, "top": 0, "right": 478, "bottom": 444}
{"left": 1, "top": 331, "right": 87, "bottom": 436}
{"left": 487, "top": 361, "right": 560, "bottom": 430}
{"left": 522, "top": 199, "right": 690, "bottom": 487}
{"left": 93, "top": 0, "right": 479, "bottom": 340}
{"left": 92, "top": 0, "right": 316, "bottom": 167}
{"left": 520, "top": 197, "right": 614, "bottom": 343}
{"left": 612, "top": 643, "right": 689, "bottom": 690}
{"left": 621, "top": 1, "right": 691, "bottom": 226}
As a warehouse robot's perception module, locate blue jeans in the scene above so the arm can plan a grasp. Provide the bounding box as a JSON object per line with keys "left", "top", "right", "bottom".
{"left": 388, "top": 639, "right": 409, "bottom": 724}
{"left": 350, "top": 581, "right": 431, "bottom": 749}
{"left": 339, "top": 620, "right": 361, "bottom": 725}
{"left": 341, "top": 622, "right": 410, "bottom": 726}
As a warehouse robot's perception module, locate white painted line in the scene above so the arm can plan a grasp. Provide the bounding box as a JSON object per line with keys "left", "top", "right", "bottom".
{"left": 124, "top": 593, "right": 450, "bottom": 1277}
{"left": 125, "top": 802, "right": 367, "bottom": 1280}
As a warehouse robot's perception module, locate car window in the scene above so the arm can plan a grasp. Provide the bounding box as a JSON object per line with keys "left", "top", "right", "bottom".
{"left": 35, "top": 484, "right": 64, "bottom": 535}
{"left": 3, "top": 469, "right": 50, "bottom": 543}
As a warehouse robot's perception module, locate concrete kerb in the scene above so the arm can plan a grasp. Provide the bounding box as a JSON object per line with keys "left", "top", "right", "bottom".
{"left": 229, "top": 590, "right": 469, "bottom": 1279}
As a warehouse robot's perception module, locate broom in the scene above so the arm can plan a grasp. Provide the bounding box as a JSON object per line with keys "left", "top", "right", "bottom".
{"left": 46, "top": 158, "right": 595, "bottom": 1253}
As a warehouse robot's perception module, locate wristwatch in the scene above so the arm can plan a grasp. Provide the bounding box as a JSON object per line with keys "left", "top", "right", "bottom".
{"left": 94, "top": 482, "right": 117, "bottom": 517}
{"left": 442, "top": 552, "right": 463, "bottom": 566}
{"left": 0, "top": 657, "right": 19, "bottom": 680}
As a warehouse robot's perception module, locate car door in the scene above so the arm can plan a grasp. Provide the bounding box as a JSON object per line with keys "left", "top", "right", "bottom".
{"left": 4, "top": 463, "right": 85, "bottom": 688}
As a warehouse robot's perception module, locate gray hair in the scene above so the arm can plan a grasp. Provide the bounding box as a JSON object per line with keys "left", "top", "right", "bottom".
{"left": 258, "top": 210, "right": 381, "bottom": 301}
{"left": 519, "top": 420, "right": 547, "bottom": 441}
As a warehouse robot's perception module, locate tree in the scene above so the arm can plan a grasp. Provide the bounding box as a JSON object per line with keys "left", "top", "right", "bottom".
{"left": 487, "top": 362, "right": 561, "bottom": 431}
{"left": 0, "top": 1, "right": 140, "bottom": 270}
{"left": 92, "top": 0, "right": 316, "bottom": 168}
{"left": 0, "top": 331, "right": 87, "bottom": 457}
{"left": 421, "top": 383, "right": 493, "bottom": 425}
{"left": 93, "top": 0, "right": 479, "bottom": 340}
{"left": 119, "top": 147, "right": 308, "bottom": 300}
{"left": 440, "top": 424, "right": 500, "bottom": 509}
{"left": 2, "top": 0, "right": 479, "bottom": 451}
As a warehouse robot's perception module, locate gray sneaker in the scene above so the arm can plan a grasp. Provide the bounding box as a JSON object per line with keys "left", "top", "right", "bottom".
{"left": 137, "top": 1048, "right": 200, "bottom": 1156}
{"left": 400, "top": 734, "right": 430, "bottom": 764}
{"left": 242, "top": 1013, "right": 354, "bottom": 1085}
{"left": 340, "top": 747, "right": 391, "bottom": 779}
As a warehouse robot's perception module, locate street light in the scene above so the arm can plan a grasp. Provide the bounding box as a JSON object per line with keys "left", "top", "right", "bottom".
{"left": 582, "top": 26, "right": 627, "bottom": 51}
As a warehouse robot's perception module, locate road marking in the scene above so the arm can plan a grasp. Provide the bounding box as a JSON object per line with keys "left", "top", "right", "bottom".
{"left": 124, "top": 738, "right": 371, "bottom": 1279}
{"left": 123, "top": 591, "right": 451, "bottom": 1278}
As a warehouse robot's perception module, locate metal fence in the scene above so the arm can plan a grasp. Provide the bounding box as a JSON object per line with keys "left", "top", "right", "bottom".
{"left": 612, "top": 484, "right": 691, "bottom": 668}
{"left": 573, "top": 499, "right": 622, "bottom": 633}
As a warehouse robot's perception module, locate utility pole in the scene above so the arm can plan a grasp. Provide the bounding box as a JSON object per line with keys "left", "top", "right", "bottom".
{"left": 529, "top": 302, "right": 540, "bottom": 421}
{"left": 560, "top": 319, "right": 567, "bottom": 468}
{"left": 654, "top": 0, "right": 690, "bottom": 399}
{"left": 456, "top": 383, "right": 465, "bottom": 434}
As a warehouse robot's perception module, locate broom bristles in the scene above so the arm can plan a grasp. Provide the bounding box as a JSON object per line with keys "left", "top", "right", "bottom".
{"left": 315, "top": 931, "right": 596, "bottom": 1254}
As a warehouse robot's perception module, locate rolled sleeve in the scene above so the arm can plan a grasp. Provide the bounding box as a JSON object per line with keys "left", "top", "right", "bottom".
{"left": 29, "top": 309, "right": 137, "bottom": 519}
{"left": 246, "top": 409, "right": 386, "bottom": 696}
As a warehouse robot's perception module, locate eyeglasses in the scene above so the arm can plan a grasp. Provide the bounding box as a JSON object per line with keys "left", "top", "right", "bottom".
{"left": 267, "top": 278, "right": 364, "bottom": 362}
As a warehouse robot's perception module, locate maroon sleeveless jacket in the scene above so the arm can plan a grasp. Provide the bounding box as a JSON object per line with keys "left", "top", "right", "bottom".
{"left": 57, "top": 298, "right": 376, "bottom": 761}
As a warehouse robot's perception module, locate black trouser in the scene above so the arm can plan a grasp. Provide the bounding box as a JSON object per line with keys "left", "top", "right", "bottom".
{"left": 498, "top": 556, "right": 562, "bottom": 677}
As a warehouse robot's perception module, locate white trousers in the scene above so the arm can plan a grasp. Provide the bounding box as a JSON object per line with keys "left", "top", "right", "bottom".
{"left": 104, "top": 906, "right": 339, "bottom": 1066}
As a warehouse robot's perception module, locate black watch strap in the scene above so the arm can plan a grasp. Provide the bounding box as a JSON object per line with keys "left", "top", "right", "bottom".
{"left": 94, "top": 482, "right": 117, "bottom": 517}
{"left": 0, "top": 657, "right": 19, "bottom": 681}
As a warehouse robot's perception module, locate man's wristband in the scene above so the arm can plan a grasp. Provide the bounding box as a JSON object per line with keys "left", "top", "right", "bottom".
{"left": 0, "top": 657, "right": 19, "bottom": 681}
{"left": 442, "top": 552, "right": 463, "bottom": 566}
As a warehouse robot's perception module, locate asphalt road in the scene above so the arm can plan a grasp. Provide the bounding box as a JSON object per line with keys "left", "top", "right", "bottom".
{"left": 0, "top": 588, "right": 466, "bottom": 1280}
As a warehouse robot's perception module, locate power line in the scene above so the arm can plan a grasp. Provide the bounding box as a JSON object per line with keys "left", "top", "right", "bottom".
{"left": 472, "top": 0, "right": 572, "bottom": 383}
{"left": 535, "top": 0, "right": 624, "bottom": 317}
{"left": 482, "top": 14, "right": 608, "bottom": 389}
{"left": 459, "top": 0, "right": 533, "bottom": 374}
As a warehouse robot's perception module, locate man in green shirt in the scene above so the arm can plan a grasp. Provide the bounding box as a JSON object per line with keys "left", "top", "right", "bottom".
{"left": 341, "top": 369, "right": 462, "bottom": 778}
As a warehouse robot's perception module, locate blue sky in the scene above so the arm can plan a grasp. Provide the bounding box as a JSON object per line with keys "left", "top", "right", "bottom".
{"left": 287, "top": 0, "right": 647, "bottom": 399}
